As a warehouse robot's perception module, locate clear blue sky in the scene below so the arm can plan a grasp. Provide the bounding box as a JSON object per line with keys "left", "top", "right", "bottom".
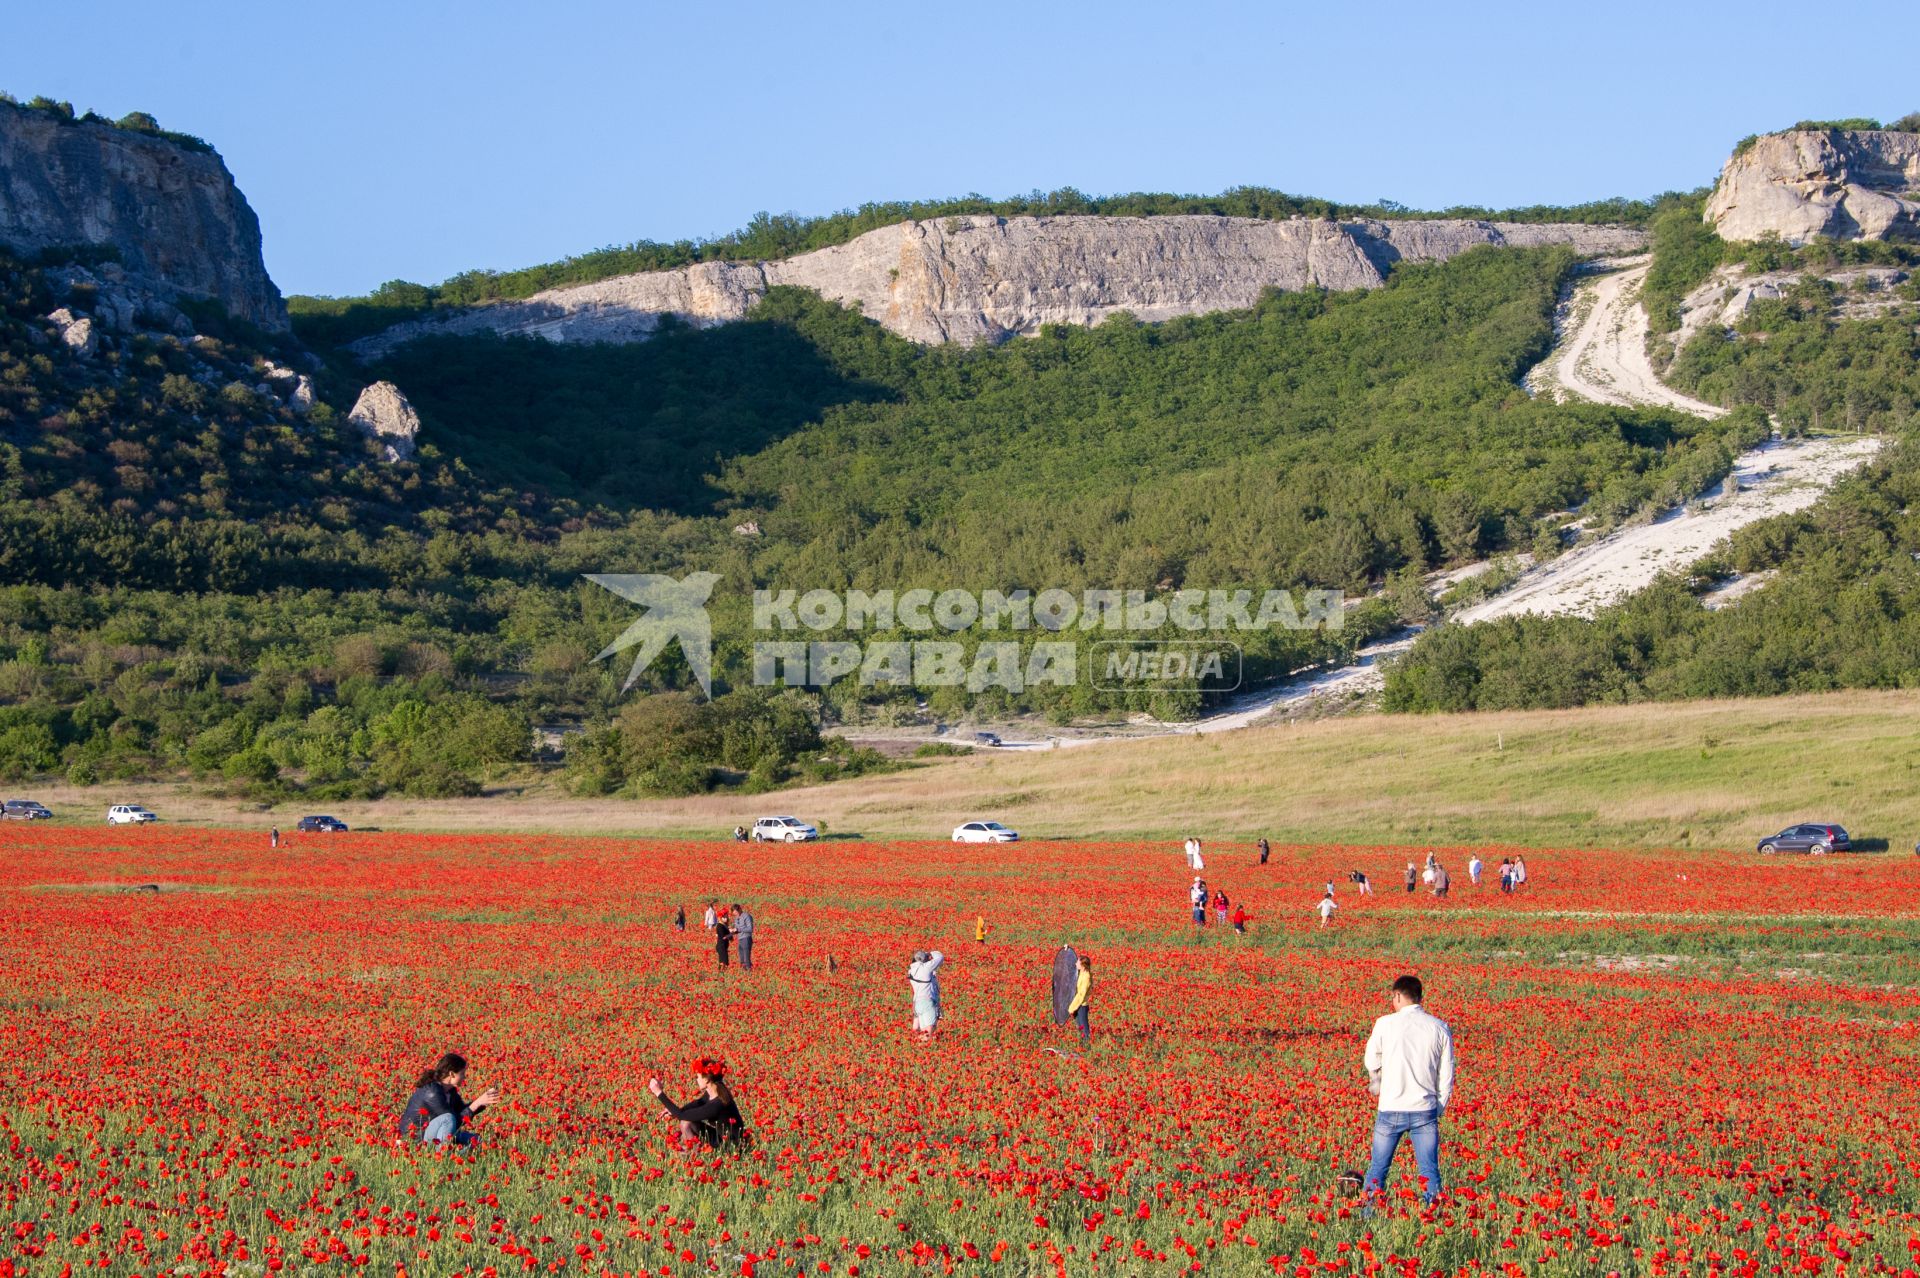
{"left": 6, "top": 0, "right": 1910, "bottom": 297}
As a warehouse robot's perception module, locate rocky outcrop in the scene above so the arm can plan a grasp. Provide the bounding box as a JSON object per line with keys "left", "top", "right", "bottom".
{"left": 1705, "top": 129, "right": 1920, "bottom": 244}
{"left": 0, "top": 100, "right": 286, "bottom": 329}
{"left": 46, "top": 306, "right": 96, "bottom": 357}
{"left": 1675, "top": 263, "right": 1911, "bottom": 350}
{"left": 350, "top": 215, "right": 1644, "bottom": 356}
{"left": 347, "top": 382, "right": 421, "bottom": 461}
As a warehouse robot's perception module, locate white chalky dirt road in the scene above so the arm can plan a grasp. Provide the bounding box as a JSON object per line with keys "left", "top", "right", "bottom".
{"left": 1531, "top": 256, "right": 1726, "bottom": 418}
{"left": 1452, "top": 435, "right": 1883, "bottom": 624}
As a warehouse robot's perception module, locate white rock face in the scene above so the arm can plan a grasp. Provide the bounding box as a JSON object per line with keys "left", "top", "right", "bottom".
{"left": 347, "top": 381, "right": 422, "bottom": 462}
{"left": 351, "top": 214, "right": 1644, "bottom": 357}
{"left": 47, "top": 307, "right": 97, "bottom": 357}
{"left": 1705, "top": 130, "right": 1920, "bottom": 244}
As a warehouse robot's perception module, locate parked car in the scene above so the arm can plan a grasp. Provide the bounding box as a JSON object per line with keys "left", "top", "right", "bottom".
{"left": 952, "top": 820, "right": 1020, "bottom": 843}
{"left": 297, "top": 815, "right": 348, "bottom": 833}
{"left": 751, "top": 815, "right": 818, "bottom": 843}
{"left": 973, "top": 732, "right": 1003, "bottom": 747}
{"left": 1, "top": 799, "right": 52, "bottom": 820}
{"left": 106, "top": 804, "right": 159, "bottom": 825}
{"left": 1757, "top": 823, "right": 1851, "bottom": 855}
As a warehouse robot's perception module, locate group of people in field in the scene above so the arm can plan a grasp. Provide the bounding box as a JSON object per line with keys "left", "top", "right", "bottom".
{"left": 393, "top": 832, "right": 1479, "bottom": 1212}
{"left": 1184, "top": 841, "right": 1535, "bottom": 931}
{"left": 396, "top": 968, "right": 1452, "bottom": 1209}
{"left": 673, "top": 899, "right": 757, "bottom": 969}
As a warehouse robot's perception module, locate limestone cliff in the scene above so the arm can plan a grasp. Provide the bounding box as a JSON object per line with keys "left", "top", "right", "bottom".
{"left": 1705, "top": 129, "right": 1920, "bottom": 244}
{"left": 0, "top": 100, "right": 286, "bottom": 330}
{"left": 350, "top": 215, "right": 1644, "bottom": 356}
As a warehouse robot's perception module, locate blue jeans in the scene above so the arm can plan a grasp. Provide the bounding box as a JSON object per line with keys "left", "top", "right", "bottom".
{"left": 422, "top": 1114, "right": 476, "bottom": 1147}
{"left": 1072, "top": 1006, "right": 1089, "bottom": 1041}
{"left": 1364, "top": 1108, "right": 1441, "bottom": 1204}
{"left": 1192, "top": 906, "right": 1205, "bottom": 925}
{"left": 738, "top": 936, "right": 753, "bottom": 970}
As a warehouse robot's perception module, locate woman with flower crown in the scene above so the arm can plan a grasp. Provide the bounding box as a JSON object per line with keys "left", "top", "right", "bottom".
{"left": 647, "top": 1056, "right": 750, "bottom": 1149}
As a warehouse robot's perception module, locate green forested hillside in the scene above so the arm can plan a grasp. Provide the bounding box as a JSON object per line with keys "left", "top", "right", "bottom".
{"left": 1, "top": 244, "right": 1755, "bottom": 795}
{"left": 376, "top": 249, "right": 1750, "bottom": 591}
{"left": 1384, "top": 228, "right": 1920, "bottom": 713}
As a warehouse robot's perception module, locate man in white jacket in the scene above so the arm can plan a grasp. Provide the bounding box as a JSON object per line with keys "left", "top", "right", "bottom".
{"left": 1361, "top": 974, "right": 1455, "bottom": 1208}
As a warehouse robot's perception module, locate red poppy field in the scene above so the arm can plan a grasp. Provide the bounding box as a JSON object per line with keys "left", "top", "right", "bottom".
{"left": 4, "top": 826, "right": 1920, "bottom": 1278}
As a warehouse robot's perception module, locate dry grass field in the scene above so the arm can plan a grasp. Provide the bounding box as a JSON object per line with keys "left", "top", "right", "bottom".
{"left": 19, "top": 688, "right": 1920, "bottom": 850}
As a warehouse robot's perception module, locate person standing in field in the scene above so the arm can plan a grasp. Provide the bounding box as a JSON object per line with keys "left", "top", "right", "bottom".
{"left": 1257, "top": 837, "right": 1270, "bottom": 865}
{"left": 1404, "top": 862, "right": 1417, "bottom": 894}
{"left": 713, "top": 910, "right": 733, "bottom": 969}
{"left": 1350, "top": 869, "right": 1373, "bottom": 896}
{"left": 1317, "top": 892, "right": 1338, "bottom": 928}
{"left": 1513, "top": 856, "right": 1529, "bottom": 890}
{"left": 975, "top": 915, "right": 988, "bottom": 944}
{"left": 1231, "top": 902, "right": 1250, "bottom": 934}
{"left": 1214, "top": 889, "right": 1231, "bottom": 927}
{"left": 1468, "top": 854, "right": 1483, "bottom": 887}
{"left": 1067, "top": 953, "right": 1092, "bottom": 1041}
{"left": 270, "top": 827, "right": 279, "bottom": 850}
{"left": 704, "top": 901, "right": 717, "bottom": 931}
{"left": 1190, "top": 878, "right": 1208, "bottom": 927}
{"left": 673, "top": 904, "right": 686, "bottom": 932}
{"left": 1499, "top": 859, "right": 1514, "bottom": 894}
{"left": 733, "top": 903, "right": 755, "bottom": 970}
{"left": 1362, "top": 975, "right": 1455, "bottom": 1208}
{"left": 1431, "top": 863, "right": 1450, "bottom": 899}
{"left": 908, "top": 949, "right": 946, "bottom": 1037}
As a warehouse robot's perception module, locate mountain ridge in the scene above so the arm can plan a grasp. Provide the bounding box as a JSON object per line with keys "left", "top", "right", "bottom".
{"left": 346, "top": 214, "right": 1645, "bottom": 356}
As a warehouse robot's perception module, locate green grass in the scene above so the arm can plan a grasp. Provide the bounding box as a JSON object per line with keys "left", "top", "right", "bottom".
{"left": 44, "top": 687, "right": 1920, "bottom": 853}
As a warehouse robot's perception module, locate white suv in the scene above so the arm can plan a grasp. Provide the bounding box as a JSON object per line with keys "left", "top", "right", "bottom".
{"left": 107, "top": 805, "right": 159, "bottom": 825}
{"left": 751, "top": 816, "right": 818, "bottom": 843}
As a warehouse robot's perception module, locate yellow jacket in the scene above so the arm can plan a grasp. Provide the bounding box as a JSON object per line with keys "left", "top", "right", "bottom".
{"left": 1068, "top": 969, "right": 1091, "bottom": 1013}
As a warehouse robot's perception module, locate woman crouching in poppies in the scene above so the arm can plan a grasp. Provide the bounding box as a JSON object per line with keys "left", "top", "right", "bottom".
{"left": 648, "top": 1056, "right": 751, "bottom": 1150}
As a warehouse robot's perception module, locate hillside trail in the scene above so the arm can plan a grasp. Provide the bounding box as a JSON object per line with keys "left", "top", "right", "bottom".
{"left": 846, "top": 254, "right": 1881, "bottom": 752}
{"left": 1525, "top": 255, "right": 1726, "bottom": 417}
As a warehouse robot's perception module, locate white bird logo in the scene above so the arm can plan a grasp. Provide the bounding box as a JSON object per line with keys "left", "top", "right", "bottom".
{"left": 585, "top": 572, "right": 721, "bottom": 697}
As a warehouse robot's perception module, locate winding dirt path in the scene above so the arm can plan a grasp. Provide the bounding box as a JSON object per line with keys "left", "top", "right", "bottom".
{"left": 1528, "top": 256, "right": 1725, "bottom": 417}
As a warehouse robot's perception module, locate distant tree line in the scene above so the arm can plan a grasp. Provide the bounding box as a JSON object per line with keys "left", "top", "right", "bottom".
{"left": 0, "top": 90, "right": 215, "bottom": 153}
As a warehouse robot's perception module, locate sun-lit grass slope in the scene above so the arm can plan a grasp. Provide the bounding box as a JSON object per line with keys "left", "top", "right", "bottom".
{"left": 41, "top": 688, "right": 1920, "bottom": 850}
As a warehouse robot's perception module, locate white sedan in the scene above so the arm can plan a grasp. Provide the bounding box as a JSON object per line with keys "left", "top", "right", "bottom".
{"left": 952, "top": 820, "right": 1020, "bottom": 843}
